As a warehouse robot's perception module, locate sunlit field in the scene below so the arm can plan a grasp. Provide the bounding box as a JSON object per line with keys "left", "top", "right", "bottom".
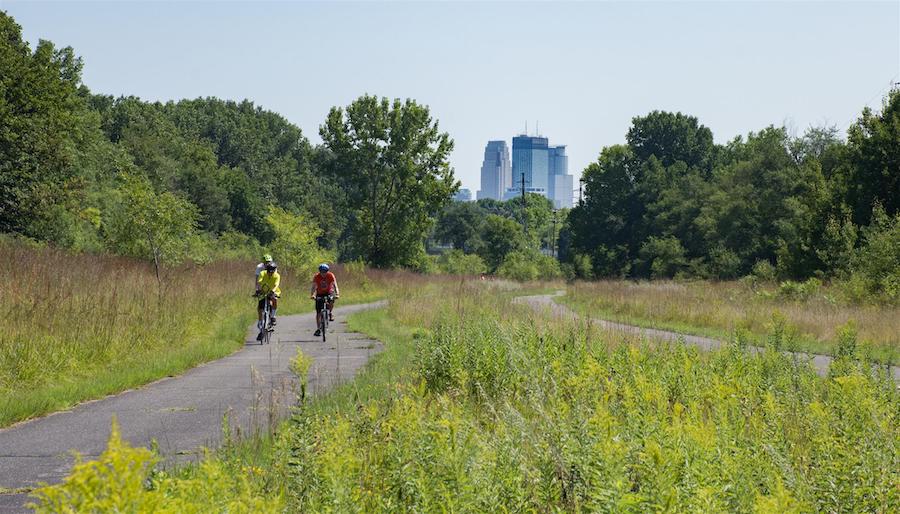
{"left": 0, "top": 241, "right": 384, "bottom": 427}
{"left": 562, "top": 280, "right": 900, "bottom": 364}
{"left": 33, "top": 278, "right": 898, "bottom": 512}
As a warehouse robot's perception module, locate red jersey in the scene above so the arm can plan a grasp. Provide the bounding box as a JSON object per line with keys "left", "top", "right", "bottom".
{"left": 313, "top": 271, "right": 336, "bottom": 295}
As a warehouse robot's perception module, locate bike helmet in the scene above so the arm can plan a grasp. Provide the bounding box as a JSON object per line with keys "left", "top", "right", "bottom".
{"left": 265, "top": 261, "right": 278, "bottom": 271}
{"left": 318, "top": 263, "right": 330, "bottom": 272}
{"left": 262, "top": 253, "right": 273, "bottom": 263}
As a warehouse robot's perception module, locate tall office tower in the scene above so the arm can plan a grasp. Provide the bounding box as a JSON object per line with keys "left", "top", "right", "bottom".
{"left": 477, "top": 141, "right": 511, "bottom": 200}
{"left": 547, "top": 145, "right": 572, "bottom": 208}
{"left": 512, "top": 135, "right": 549, "bottom": 192}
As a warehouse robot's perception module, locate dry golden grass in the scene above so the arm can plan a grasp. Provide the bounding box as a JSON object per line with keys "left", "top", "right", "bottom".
{"left": 564, "top": 280, "right": 900, "bottom": 363}
{"left": 0, "top": 241, "right": 386, "bottom": 426}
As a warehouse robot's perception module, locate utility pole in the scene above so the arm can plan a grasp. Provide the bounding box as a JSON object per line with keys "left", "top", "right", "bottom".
{"left": 550, "top": 209, "right": 559, "bottom": 258}
{"left": 578, "top": 177, "right": 584, "bottom": 206}
{"left": 521, "top": 172, "right": 527, "bottom": 236}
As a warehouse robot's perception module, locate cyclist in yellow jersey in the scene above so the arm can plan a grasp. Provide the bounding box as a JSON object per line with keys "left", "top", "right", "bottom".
{"left": 256, "top": 261, "right": 281, "bottom": 327}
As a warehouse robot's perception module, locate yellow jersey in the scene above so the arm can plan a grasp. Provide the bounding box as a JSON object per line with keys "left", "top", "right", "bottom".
{"left": 257, "top": 270, "right": 281, "bottom": 296}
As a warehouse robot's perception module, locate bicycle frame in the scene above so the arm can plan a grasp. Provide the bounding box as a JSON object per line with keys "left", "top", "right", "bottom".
{"left": 259, "top": 292, "right": 274, "bottom": 345}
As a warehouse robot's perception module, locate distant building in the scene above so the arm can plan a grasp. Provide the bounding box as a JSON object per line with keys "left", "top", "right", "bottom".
{"left": 453, "top": 188, "right": 472, "bottom": 202}
{"left": 553, "top": 174, "right": 573, "bottom": 209}
{"left": 476, "top": 141, "right": 511, "bottom": 200}
{"left": 548, "top": 145, "right": 572, "bottom": 209}
{"left": 512, "top": 135, "right": 549, "bottom": 191}
{"left": 502, "top": 186, "right": 546, "bottom": 202}
{"left": 483, "top": 133, "right": 574, "bottom": 208}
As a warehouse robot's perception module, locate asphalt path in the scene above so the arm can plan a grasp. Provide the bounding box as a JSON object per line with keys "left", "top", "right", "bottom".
{"left": 0, "top": 301, "right": 385, "bottom": 512}
{"left": 516, "top": 292, "right": 900, "bottom": 382}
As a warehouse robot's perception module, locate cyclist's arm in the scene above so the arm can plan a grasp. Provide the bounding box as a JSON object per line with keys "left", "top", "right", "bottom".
{"left": 272, "top": 272, "right": 281, "bottom": 292}
{"left": 332, "top": 277, "right": 340, "bottom": 297}
{"left": 310, "top": 280, "right": 317, "bottom": 298}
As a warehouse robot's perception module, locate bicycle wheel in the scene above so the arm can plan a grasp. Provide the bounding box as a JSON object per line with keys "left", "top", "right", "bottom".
{"left": 321, "top": 308, "right": 327, "bottom": 342}
{"left": 262, "top": 304, "right": 270, "bottom": 345}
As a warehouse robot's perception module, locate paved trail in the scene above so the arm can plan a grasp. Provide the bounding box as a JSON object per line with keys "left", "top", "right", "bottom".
{"left": 0, "top": 301, "right": 385, "bottom": 513}
{"left": 516, "top": 292, "right": 900, "bottom": 382}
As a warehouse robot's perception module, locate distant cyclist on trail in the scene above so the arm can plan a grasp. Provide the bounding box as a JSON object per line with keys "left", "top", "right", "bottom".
{"left": 254, "top": 254, "right": 274, "bottom": 295}
{"left": 310, "top": 263, "right": 339, "bottom": 337}
{"left": 256, "top": 261, "right": 280, "bottom": 336}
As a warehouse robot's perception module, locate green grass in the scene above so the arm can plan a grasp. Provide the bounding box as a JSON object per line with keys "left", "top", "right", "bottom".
{"left": 30, "top": 280, "right": 899, "bottom": 512}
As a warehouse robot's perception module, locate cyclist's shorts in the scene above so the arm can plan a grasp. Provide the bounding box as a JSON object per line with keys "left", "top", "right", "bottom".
{"left": 315, "top": 294, "right": 335, "bottom": 312}
{"left": 257, "top": 294, "right": 279, "bottom": 310}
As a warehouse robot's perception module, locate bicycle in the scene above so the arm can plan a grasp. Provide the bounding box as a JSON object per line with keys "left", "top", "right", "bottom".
{"left": 315, "top": 293, "right": 335, "bottom": 342}
{"left": 255, "top": 291, "right": 276, "bottom": 345}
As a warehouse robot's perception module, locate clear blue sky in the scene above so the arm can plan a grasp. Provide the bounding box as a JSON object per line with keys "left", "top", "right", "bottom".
{"left": 4, "top": 1, "right": 898, "bottom": 194}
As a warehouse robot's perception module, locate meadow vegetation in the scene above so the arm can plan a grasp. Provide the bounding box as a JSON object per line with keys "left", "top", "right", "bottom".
{"left": 562, "top": 279, "right": 900, "bottom": 364}
{"left": 32, "top": 279, "right": 899, "bottom": 512}
{"left": 0, "top": 240, "right": 384, "bottom": 427}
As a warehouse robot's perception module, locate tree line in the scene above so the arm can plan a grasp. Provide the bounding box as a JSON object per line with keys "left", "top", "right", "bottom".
{"left": 554, "top": 96, "right": 899, "bottom": 300}
{"left": 0, "top": 11, "right": 456, "bottom": 271}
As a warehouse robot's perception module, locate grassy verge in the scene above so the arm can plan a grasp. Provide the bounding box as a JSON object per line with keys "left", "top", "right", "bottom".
{"left": 0, "top": 240, "right": 386, "bottom": 427}
{"left": 562, "top": 280, "right": 899, "bottom": 365}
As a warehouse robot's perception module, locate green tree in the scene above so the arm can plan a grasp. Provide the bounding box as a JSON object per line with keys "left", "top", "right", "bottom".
{"left": 637, "top": 236, "right": 688, "bottom": 278}
{"left": 567, "top": 145, "right": 638, "bottom": 277}
{"left": 265, "top": 206, "right": 331, "bottom": 271}
{"left": 839, "top": 89, "right": 900, "bottom": 226}
{"left": 626, "top": 110, "right": 715, "bottom": 172}
{"left": 103, "top": 175, "right": 201, "bottom": 289}
{"left": 475, "top": 214, "right": 525, "bottom": 272}
{"left": 433, "top": 201, "right": 485, "bottom": 252}
{"left": 0, "top": 12, "right": 90, "bottom": 236}
{"left": 320, "top": 95, "right": 457, "bottom": 267}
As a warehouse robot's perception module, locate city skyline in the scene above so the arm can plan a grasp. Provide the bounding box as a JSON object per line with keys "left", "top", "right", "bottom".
{"left": 478, "top": 133, "right": 573, "bottom": 209}
{"left": 4, "top": 2, "right": 897, "bottom": 193}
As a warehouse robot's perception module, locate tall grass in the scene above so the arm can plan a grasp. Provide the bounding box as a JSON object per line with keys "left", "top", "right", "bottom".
{"left": 32, "top": 278, "right": 897, "bottom": 512}
{"left": 0, "top": 241, "right": 383, "bottom": 426}
{"left": 563, "top": 280, "right": 900, "bottom": 364}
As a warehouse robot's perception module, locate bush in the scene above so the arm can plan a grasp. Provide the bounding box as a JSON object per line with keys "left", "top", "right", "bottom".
{"left": 777, "top": 278, "right": 822, "bottom": 301}
{"left": 751, "top": 260, "right": 777, "bottom": 282}
{"left": 496, "top": 248, "right": 561, "bottom": 281}
{"left": 847, "top": 204, "right": 900, "bottom": 302}
{"left": 29, "top": 420, "right": 280, "bottom": 512}
{"left": 435, "top": 249, "right": 487, "bottom": 276}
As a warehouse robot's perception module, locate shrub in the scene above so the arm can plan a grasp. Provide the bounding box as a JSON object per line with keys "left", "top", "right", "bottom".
{"left": 847, "top": 204, "right": 900, "bottom": 302}
{"left": 497, "top": 248, "right": 561, "bottom": 281}
{"left": 751, "top": 260, "right": 777, "bottom": 282}
{"left": 29, "top": 420, "right": 281, "bottom": 512}
{"left": 435, "top": 249, "right": 486, "bottom": 275}
{"left": 777, "top": 277, "right": 821, "bottom": 301}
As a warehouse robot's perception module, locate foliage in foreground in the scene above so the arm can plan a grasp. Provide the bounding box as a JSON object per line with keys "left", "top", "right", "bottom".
{"left": 32, "top": 285, "right": 898, "bottom": 512}
{"left": 30, "top": 420, "right": 281, "bottom": 513}
{"left": 281, "top": 291, "right": 897, "bottom": 512}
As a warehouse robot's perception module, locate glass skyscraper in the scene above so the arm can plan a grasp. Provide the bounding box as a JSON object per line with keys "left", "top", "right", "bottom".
{"left": 548, "top": 145, "right": 572, "bottom": 208}
{"left": 477, "top": 141, "right": 511, "bottom": 200}
{"left": 512, "top": 135, "right": 549, "bottom": 191}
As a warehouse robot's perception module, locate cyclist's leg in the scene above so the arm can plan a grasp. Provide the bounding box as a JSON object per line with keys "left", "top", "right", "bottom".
{"left": 327, "top": 295, "right": 335, "bottom": 321}
{"left": 257, "top": 298, "right": 265, "bottom": 323}
{"left": 270, "top": 295, "right": 279, "bottom": 325}
{"left": 314, "top": 295, "right": 325, "bottom": 334}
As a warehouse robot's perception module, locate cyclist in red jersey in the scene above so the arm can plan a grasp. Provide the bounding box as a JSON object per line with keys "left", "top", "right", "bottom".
{"left": 309, "top": 263, "right": 340, "bottom": 336}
